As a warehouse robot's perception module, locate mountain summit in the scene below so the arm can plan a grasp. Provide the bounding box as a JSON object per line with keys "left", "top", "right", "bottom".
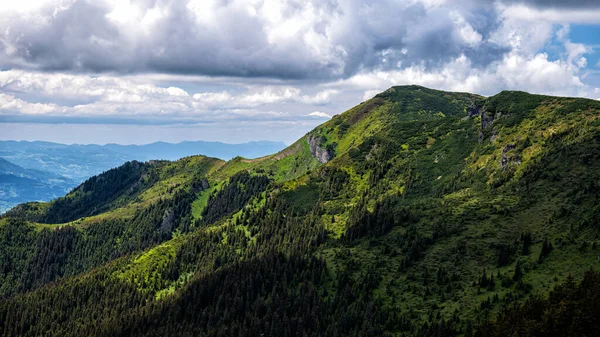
{"left": 1, "top": 86, "right": 599, "bottom": 337}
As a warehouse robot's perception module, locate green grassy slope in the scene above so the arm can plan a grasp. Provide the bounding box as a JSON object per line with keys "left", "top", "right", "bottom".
{"left": 1, "top": 85, "right": 599, "bottom": 336}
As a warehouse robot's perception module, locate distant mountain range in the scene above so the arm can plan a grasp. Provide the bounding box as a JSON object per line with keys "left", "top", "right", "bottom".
{"left": 0, "top": 140, "right": 286, "bottom": 213}
{"left": 0, "top": 158, "right": 76, "bottom": 214}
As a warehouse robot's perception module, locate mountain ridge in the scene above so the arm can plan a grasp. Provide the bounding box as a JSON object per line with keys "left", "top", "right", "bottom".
{"left": 1, "top": 85, "right": 599, "bottom": 337}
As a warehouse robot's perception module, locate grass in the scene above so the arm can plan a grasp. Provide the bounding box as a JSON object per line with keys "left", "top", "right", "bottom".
{"left": 114, "top": 235, "right": 182, "bottom": 295}
{"left": 191, "top": 182, "right": 221, "bottom": 220}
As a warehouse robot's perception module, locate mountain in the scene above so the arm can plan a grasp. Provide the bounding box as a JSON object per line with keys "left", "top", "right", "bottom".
{"left": 0, "top": 140, "right": 286, "bottom": 212}
{"left": 0, "top": 141, "right": 132, "bottom": 181}
{"left": 0, "top": 140, "right": 286, "bottom": 181}
{"left": 1, "top": 86, "right": 599, "bottom": 337}
{"left": 0, "top": 158, "right": 75, "bottom": 214}
{"left": 101, "top": 140, "right": 288, "bottom": 162}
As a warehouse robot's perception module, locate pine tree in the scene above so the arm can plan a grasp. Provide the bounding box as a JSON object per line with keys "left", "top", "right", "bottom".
{"left": 513, "top": 261, "right": 523, "bottom": 282}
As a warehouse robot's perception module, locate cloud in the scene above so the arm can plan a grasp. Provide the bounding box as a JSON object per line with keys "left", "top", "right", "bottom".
{"left": 449, "top": 10, "right": 483, "bottom": 48}
{"left": 0, "top": 93, "right": 64, "bottom": 115}
{"left": 0, "top": 0, "right": 597, "bottom": 82}
{"left": 0, "top": 70, "right": 339, "bottom": 119}
{"left": 362, "top": 90, "right": 381, "bottom": 101}
{"left": 489, "top": 6, "right": 554, "bottom": 54}
{"left": 0, "top": 70, "right": 190, "bottom": 103}
{"left": 499, "top": 0, "right": 600, "bottom": 9}
{"left": 552, "top": 24, "right": 592, "bottom": 70}
{"left": 498, "top": 3, "right": 600, "bottom": 23}
{"left": 307, "top": 111, "right": 331, "bottom": 118}
{"left": 332, "top": 50, "right": 592, "bottom": 98}
{"left": 0, "top": 0, "right": 510, "bottom": 79}
{"left": 299, "top": 90, "right": 339, "bottom": 105}
{"left": 190, "top": 86, "right": 338, "bottom": 108}
{"left": 321, "top": 1, "right": 599, "bottom": 100}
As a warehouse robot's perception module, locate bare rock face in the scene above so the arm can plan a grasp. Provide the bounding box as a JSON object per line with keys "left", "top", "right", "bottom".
{"left": 478, "top": 107, "right": 496, "bottom": 143}
{"left": 467, "top": 103, "right": 480, "bottom": 117}
{"left": 160, "top": 209, "right": 176, "bottom": 233}
{"left": 200, "top": 178, "right": 209, "bottom": 190}
{"left": 481, "top": 109, "right": 495, "bottom": 130}
{"left": 307, "top": 135, "right": 333, "bottom": 164}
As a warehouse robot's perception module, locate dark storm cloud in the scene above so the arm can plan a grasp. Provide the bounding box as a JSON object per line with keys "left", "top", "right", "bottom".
{"left": 0, "top": 0, "right": 510, "bottom": 80}
{"left": 8, "top": 1, "right": 125, "bottom": 72}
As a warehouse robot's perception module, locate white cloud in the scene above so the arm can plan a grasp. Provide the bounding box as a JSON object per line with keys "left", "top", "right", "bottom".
{"left": 556, "top": 24, "right": 570, "bottom": 41}
{"left": 166, "top": 87, "right": 190, "bottom": 97}
{"left": 299, "top": 90, "right": 339, "bottom": 105}
{"left": 0, "top": 70, "right": 339, "bottom": 119}
{"left": 490, "top": 5, "right": 554, "bottom": 54}
{"left": 499, "top": 4, "right": 600, "bottom": 24}
{"left": 362, "top": 90, "right": 381, "bottom": 101}
{"left": 0, "top": 70, "right": 190, "bottom": 101}
{"left": 192, "top": 87, "right": 338, "bottom": 108}
{"left": 0, "top": 93, "right": 60, "bottom": 115}
{"left": 307, "top": 111, "right": 331, "bottom": 118}
{"left": 450, "top": 11, "right": 482, "bottom": 47}
{"left": 240, "top": 87, "right": 299, "bottom": 105}
{"left": 332, "top": 50, "right": 591, "bottom": 98}
{"left": 192, "top": 91, "right": 233, "bottom": 104}
{"left": 0, "top": 0, "right": 62, "bottom": 13}
{"left": 0, "top": 0, "right": 509, "bottom": 79}
{"left": 494, "top": 52, "right": 586, "bottom": 94}
{"left": 321, "top": 2, "right": 599, "bottom": 101}
{"left": 564, "top": 41, "right": 591, "bottom": 67}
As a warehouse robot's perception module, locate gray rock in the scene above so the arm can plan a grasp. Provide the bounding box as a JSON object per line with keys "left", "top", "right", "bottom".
{"left": 467, "top": 104, "right": 480, "bottom": 117}
{"left": 201, "top": 178, "right": 209, "bottom": 190}
{"left": 481, "top": 109, "right": 495, "bottom": 130}
{"left": 307, "top": 135, "right": 333, "bottom": 164}
{"left": 478, "top": 106, "right": 496, "bottom": 143}
{"left": 160, "top": 209, "right": 176, "bottom": 233}
{"left": 502, "top": 143, "right": 517, "bottom": 154}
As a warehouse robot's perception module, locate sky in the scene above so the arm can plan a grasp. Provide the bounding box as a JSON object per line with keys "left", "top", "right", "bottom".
{"left": 0, "top": 0, "right": 599, "bottom": 145}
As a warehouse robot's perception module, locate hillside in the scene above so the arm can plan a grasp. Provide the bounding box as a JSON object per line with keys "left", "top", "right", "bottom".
{"left": 1, "top": 85, "right": 599, "bottom": 336}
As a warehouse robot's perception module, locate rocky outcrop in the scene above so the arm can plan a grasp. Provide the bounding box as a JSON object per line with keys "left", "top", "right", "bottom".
{"left": 467, "top": 103, "right": 480, "bottom": 117}
{"left": 200, "top": 178, "right": 209, "bottom": 190}
{"left": 478, "top": 106, "right": 496, "bottom": 143}
{"left": 502, "top": 143, "right": 517, "bottom": 153}
{"left": 307, "top": 135, "right": 333, "bottom": 164}
{"left": 160, "top": 209, "right": 176, "bottom": 233}
{"left": 481, "top": 109, "right": 495, "bottom": 130}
